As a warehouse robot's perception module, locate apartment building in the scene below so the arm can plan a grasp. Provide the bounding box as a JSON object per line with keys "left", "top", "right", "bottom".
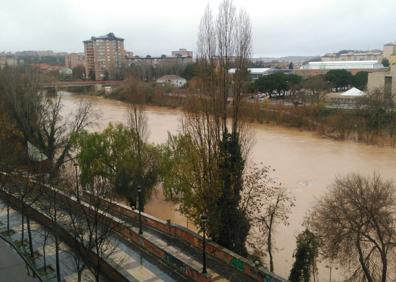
{"left": 65, "top": 53, "right": 85, "bottom": 68}
{"left": 83, "top": 33, "right": 125, "bottom": 80}
{"left": 171, "top": 48, "right": 193, "bottom": 58}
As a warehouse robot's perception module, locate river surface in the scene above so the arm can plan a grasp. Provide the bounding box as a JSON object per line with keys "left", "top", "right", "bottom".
{"left": 61, "top": 93, "right": 396, "bottom": 280}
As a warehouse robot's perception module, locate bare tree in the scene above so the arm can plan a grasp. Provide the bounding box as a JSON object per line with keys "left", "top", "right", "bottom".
{"left": 241, "top": 164, "right": 294, "bottom": 272}
{"left": 39, "top": 228, "right": 51, "bottom": 274}
{"left": 81, "top": 177, "right": 122, "bottom": 282}
{"left": 0, "top": 66, "right": 94, "bottom": 178}
{"left": 307, "top": 173, "right": 396, "bottom": 282}
{"left": 4, "top": 172, "right": 43, "bottom": 259}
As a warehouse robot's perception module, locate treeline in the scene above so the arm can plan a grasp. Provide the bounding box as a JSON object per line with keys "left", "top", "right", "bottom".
{"left": 242, "top": 99, "right": 396, "bottom": 146}
{"left": 252, "top": 69, "right": 368, "bottom": 97}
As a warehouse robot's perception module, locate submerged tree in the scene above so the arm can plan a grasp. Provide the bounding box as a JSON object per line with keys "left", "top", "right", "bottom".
{"left": 289, "top": 229, "right": 319, "bottom": 282}
{"left": 241, "top": 164, "right": 294, "bottom": 271}
{"left": 307, "top": 173, "right": 396, "bottom": 282}
{"left": 75, "top": 112, "right": 160, "bottom": 209}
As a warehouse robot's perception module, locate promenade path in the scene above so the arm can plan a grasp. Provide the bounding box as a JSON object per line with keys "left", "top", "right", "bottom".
{"left": 0, "top": 238, "right": 38, "bottom": 282}
{"left": 104, "top": 202, "right": 257, "bottom": 282}
{"left": 0, "top": 198, "right": 180, "bottom": 282}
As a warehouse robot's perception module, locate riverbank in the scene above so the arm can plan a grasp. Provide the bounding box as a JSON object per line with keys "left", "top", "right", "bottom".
{"left": 106, "top": 88, "right": 396, "bottom": 148}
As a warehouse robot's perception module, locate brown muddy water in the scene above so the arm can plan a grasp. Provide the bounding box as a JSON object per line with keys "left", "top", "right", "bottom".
{"left": 61, "top": 93, "right": 396, "bottom": 280}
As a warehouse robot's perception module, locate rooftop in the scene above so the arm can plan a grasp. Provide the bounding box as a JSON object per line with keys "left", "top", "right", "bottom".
{"left": 341, "top": 87, "right": 366, "bottom": 97}
{"left": 83, "top": 32, "right": 124, "bottom": 43}
{"left": 300, "top": 60, "right": 384, "bottom": 70}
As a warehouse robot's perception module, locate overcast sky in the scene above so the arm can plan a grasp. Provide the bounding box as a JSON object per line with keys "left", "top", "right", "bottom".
{"left": 1, "top": 0, "right": 395, "bottom": 57}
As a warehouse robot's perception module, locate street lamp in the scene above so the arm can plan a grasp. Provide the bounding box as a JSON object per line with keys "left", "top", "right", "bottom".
{"left": 201, "top": 213, "right": 208, "bottom": 274}
{"left": 325, "top": 264, "right": 338, "bottom": 282}
{"left": 73, "top": 162, "right": 80, "bottom": 201}
{"left": 137, "top": 186, "right": 143, "bottom": 235}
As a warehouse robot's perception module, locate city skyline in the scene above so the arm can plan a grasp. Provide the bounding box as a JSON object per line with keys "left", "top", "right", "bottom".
{"left": 1, "top": 0, "right": 396, "bottom": 57}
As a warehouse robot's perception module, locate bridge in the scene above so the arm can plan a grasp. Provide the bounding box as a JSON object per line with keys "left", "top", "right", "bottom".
{"left": 0, "top": 172, "right": 287, "bottom": 282}
{"left": 39, "top": 80, "right": 123, "bottom": 89}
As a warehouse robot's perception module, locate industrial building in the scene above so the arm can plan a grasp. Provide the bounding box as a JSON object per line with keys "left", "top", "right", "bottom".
{"left": 300, "top": 60, "right": 383, "bottom": 70}
{"left": 296, "top": 60, "right": 385, "bottom": 77}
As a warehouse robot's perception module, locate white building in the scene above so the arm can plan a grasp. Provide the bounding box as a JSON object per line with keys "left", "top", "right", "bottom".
{"left": 300, "top": 60, "right": 384, "bottom": 70}
{"left": 157, "top": 75, "right": 187, "bottom": 88}
{"left": 228, "top": 68, "right": 273, "bottom": 80}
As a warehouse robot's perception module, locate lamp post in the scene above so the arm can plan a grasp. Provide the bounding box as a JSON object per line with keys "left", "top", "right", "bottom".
{"left": 137, "top": 186, "right": 143, "bottom": 235}
{"left": 201, "top": 213, "right": 207, "bottom": 274}
{"left": 325, "top": 264, "right": 338, "bottom": 282}
{"left": 73, "top": 162, "right": 80, "bottom": 201}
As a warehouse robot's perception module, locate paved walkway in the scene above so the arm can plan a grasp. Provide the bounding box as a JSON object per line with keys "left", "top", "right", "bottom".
{"left": 110, "top": 204, "right": 256, "bottom": 282}
{"left": 0, "top": 198, "right": 179, "bottom": 282}
{"left": 0, "top": 237, "right": 38, "bottom": 282}
{"left": 0, "top": 186, "right": 258, "bottom": 282}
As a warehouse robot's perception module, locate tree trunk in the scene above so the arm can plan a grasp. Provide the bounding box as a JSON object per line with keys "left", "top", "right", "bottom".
{"left": 26, "top": 215, "right": 34, "bottom": 258}
{"left": 43, "top": 236, "right": 47, "bottom": 272}
{"left": 6, "top": 200, "right": 10, "bottom": 234}
{"left": 268, "top": 226, "right": 274, "bottom": 272}
{"left": 95, "top": 240, "right": 100, "bottom": 282}
{"left": 380, "top": 251, "right": 387, "bottom": 282}
{"left": 356, "top": 238, "right": 373, "bottom": 282}
{"left": 21, "top": 212, "right": 24, "bottom": 243}
{"left": 55, "top": 235, "right": 61, "bottom": 282}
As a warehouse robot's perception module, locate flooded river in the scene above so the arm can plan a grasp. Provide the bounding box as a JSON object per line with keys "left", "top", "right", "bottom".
{"left": 61, "top": 94, "right": 396, "bottom": 280}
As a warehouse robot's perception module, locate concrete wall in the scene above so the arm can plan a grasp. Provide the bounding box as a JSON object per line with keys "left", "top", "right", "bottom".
{"left": 367, "top": 67, "right": 396, "bottom": 103}
{"left": 367, "top": 71, "right": 386, "bottom": 94}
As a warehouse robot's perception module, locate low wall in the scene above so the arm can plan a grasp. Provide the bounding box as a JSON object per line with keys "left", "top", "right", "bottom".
{"left": 84, "top": 192, "right": 286, "bottom": 282}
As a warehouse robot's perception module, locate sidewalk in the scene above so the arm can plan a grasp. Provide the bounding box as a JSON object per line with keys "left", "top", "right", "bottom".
{"left": 0, "top": 198, "right": 179, "bottom": 282}
{"left": 0, "top": 238, "right": 38, "bottom": 282}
